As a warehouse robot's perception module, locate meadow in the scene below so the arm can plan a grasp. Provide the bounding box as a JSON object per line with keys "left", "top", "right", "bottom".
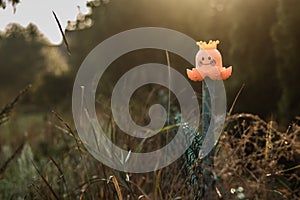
{"left": 0, "top": 85, "right": 299, "bottom": 200}
{"left": 0, "top": 0, "right": 300, "bottom": 199}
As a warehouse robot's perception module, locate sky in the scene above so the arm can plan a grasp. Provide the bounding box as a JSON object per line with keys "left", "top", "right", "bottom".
{"left": 0, "top": 0, "right": 90, "bottom": 44}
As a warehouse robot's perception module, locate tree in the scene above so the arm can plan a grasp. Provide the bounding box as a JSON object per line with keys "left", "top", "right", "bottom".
{"left": 225, "top": 0, "right": 280, "bottom": 118}
{"left": 0, "top": 23, "right": 70, "bottom": 108}
{"left": 0, "top": 24, "right": 45, "bottom": 99}
{"left": 66, "top": 0, "right": 216, "bottom": 72}
{"left": 0, "top": 0, "right": 20, "bottom": 12}
{"left": 272, "top": 0, "right": 300, "bottom": 122}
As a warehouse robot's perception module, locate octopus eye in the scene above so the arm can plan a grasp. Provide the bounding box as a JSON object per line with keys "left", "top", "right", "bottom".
{"left": 211, "top": 59, "right": 216, "bottom": 66}
{"left": 201, "top": 57, "right": 205, "bottom": 61}
{"left": 208, "top": 56, "right": 211, "bottom": 60}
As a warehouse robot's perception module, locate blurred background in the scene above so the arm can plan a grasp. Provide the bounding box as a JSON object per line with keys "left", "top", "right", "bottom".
{"left": 1, "top": 0, "right": 299, "bottom": 124}
{"left": 0, "top": 0, "right": 300, "bottom": 199}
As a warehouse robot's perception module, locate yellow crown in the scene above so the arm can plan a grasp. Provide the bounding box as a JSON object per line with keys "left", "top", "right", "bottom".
{"left": 196, "top": 40, "right": 219, "bottom": 50}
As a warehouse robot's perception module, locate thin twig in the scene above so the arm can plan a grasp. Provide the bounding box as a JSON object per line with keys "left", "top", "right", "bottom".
{"left": 127, "top": 180, "right": 151, "bottom": 199}
{"left": 109, "top": 175, "right": 123, "bottom": 200}
{"left": 0, "top": 141, "right": 25, "bottom": 175}
{"left": 273, "top": 164, "right": 300, "bottom": 175}
{"left": 52, "top": 11, "right": 71, "bottom": 55}
{"left": 228, "top": 84, "right": 245, "bottom": 116}
{"left": 154, "top": 169, "right": 163, "bottom": 200}
{"left": 52, "top": 111, "right": 82, "bottom": 153}
{"left": 32, "top": 160, "right": 60, "bottom": 200}
{"left": 49, "top": 156, "right": 71, "bottom": 200}
{"left": 165, "top": 50, "right": 171, "bottom": 128}
{"left": 0, "top": 84, "right": 31, "bottom": 125}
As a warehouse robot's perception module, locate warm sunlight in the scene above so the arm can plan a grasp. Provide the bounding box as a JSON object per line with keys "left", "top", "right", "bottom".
{"left": 0, "top": 0, "right": 90, "bottom": 44}
{"left": 0, "top": 0, "right": 299, "bottom": 199}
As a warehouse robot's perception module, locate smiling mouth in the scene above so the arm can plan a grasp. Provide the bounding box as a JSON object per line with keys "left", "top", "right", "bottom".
{"left": 199, "top": 60, "right": 216, "bottom": 66}
{"left": 200, "top": 62, "right": 211, "bottom": 65}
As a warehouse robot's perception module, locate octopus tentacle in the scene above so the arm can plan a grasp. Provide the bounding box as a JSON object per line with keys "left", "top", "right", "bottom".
{"left": 220, "top": 66, "right": 232, "bottom": 80}
{"left": 186, "top": 68, "right": 204, "bottom": 81}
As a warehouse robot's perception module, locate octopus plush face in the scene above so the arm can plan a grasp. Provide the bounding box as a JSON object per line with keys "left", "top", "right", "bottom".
{"left": 186, "top": 40, "right": 232, "bottom": 81}
{"left": 197, "top": 50, "right": 219, "bottom": 67}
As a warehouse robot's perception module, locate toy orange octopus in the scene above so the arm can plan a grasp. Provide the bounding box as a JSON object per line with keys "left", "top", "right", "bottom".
{"left": 186, "top": 40, "right": 232, "bottom": 81}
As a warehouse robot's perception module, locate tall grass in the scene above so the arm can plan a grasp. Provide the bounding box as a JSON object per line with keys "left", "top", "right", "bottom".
{"left": 0, "top": 87, "right": 299, "bottom": 199}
